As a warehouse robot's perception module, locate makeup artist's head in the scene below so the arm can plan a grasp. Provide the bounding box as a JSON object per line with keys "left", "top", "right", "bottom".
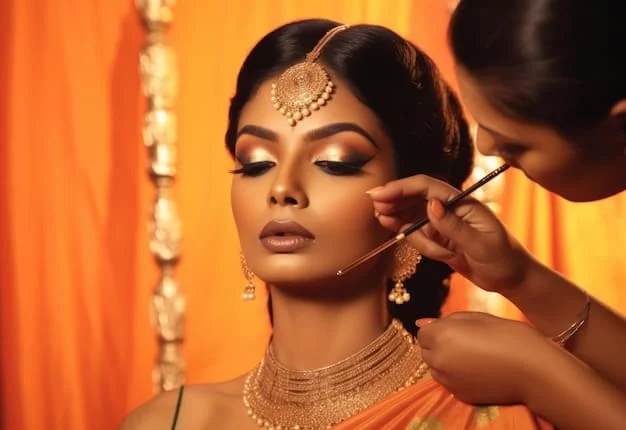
{"left": 449, "top": 0, "right": 626, "bottom": 202}
{"left": 226, "top": 19, "right": 472, "bottom": 335}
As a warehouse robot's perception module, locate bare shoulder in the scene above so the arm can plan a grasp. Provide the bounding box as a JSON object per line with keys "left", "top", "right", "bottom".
{"left": 119, "top": 387, "right": 183, "bottom": 430}
{"left": 119, "top": 375, "right": 249, "bottom": 430}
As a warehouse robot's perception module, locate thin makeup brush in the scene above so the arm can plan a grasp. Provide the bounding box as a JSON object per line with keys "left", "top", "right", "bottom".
{"left": 336, "top": 163, "right": 511, "bottom": 277}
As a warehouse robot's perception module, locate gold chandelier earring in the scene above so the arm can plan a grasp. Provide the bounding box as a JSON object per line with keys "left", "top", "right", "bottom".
{"left": 388, "top": 241, "right": 422, "bottom": 305}
{"left": 240, "top": 251, "right": 256, "bottom": 301}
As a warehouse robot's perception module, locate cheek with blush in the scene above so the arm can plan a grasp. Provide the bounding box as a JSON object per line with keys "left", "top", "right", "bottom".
{"left": 312, "top": 183, "right": 392, "bottom": 255}
{"left": 231, "top": 180, "right": 266, "bottom": 253}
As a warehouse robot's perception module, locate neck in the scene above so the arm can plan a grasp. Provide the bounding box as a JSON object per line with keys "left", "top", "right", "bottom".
{"left": 268, "top": 280, "right": 388, "bottom": 370}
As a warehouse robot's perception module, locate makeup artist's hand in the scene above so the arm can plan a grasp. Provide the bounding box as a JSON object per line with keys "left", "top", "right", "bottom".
{"left": 418, "top": 313, "right": 626, "bottom": 430}
{"left": 416, "top": 312, "right": 555, "bottom": 405}
{"left": 368, "top": 175, "right": 531, "bottom": 294}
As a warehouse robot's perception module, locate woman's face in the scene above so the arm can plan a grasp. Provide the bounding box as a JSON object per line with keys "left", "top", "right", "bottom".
{"left": 456, "top": 66, "right": 626, "bottom": 202}
{"left": 231, "top": 77, "right": 397, "bottom": 289}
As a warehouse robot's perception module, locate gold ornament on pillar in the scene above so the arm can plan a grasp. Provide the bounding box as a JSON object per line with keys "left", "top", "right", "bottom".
{"left": 136, "top": 0, "right": 186, "bottom": 394}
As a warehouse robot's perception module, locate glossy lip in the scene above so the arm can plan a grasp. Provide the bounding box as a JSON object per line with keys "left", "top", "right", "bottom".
{"left": 259, "top": 219, "right": 315, "bottom": 253}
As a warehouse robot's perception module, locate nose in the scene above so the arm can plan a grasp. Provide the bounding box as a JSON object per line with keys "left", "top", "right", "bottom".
{"left": 475, "top": 127, "right": 498, "bottom": 157}
{"left": 267, "top": 164, "right": 309, "bottom": 209}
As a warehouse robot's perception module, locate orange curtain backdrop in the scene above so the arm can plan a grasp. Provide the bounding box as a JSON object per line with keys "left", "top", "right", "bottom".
{"left": 1, "top": 2, "right": 625, "bottom": 430}
{"left": 499, "top": 169, "right": 626, "bottom": 319}
{"left": 0, "top": 1, "right": 153, "bottom": 429}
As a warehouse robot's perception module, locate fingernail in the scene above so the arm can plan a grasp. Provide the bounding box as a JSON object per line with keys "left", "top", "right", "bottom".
{"left": 428, "top": 199, "right": 446, "bottom": 219}
{"left": 365, "top": 186, "right": 384, "bottom": 195}
{"left": 374, "top": 210, "right": 381, "bottom": 218}
{"left": 415, "top": 318, "right": 436, "bottom": 327}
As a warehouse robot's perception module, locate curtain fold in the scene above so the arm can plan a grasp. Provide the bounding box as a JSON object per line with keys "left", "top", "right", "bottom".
{"left": 0, "top": 1, "right": 149, "bottom": 428}
{"left": 1, "top": 2, "right": 623, "bottom": 429}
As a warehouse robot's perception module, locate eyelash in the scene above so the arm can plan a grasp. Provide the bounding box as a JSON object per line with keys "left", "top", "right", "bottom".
{"left": 229, "top": 161, "right": 275, "bottom": 177}
{"left": 229, "top": 159, "right": 370, "bottom": 177}
{"left": 313, "top": 160, "right": 367, "bottom": 176}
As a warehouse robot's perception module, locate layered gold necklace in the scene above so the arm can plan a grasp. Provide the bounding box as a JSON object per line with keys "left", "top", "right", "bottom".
{"left": 243, "top": 320, "right": 429, "bottom": 430}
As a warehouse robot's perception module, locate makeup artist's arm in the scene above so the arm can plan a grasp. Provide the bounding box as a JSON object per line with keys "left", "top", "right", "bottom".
{"left": 417, "top": 312, "right": 626, "bottom": 430}
{"left": 368, "top": 174, "right": 626, "bottom": 392}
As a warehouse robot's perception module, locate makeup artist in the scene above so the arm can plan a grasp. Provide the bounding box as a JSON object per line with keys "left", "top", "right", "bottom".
{"left": 369, "top": 0, "right": 626, "bottom": 421}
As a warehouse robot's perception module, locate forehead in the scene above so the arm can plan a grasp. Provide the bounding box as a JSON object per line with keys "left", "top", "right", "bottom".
{"left": 455, "top": 65, "right": 562, "bottom": 143}
{"left": 455, "top": 67, "right": 523, "bottom": 133}
{"left": 237, "top": 75, "right": 390, "bottom": 145}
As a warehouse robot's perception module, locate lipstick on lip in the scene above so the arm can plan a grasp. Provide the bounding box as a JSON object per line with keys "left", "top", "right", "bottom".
{"left": 259, "top": 219, "right": 315, "bottom": 253}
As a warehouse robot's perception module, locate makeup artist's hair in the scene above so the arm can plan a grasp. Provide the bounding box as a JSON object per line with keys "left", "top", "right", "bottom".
{"left": 225, "top": 19, "right": 473, "bottom": 336}
{"left": 449, "top": 0, "right": 626, "bottom": 138}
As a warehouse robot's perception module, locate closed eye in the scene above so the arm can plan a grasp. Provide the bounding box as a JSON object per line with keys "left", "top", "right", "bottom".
{"left": 314, "top": 160, "right": 369, "bottom": 176}
{"left": 229, "top": 161, "right": 275, "bottom": 177}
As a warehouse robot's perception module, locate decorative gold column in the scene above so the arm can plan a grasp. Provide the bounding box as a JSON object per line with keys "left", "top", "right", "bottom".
{"left": 136, "top": 0, "right": 186, "bottom": 393}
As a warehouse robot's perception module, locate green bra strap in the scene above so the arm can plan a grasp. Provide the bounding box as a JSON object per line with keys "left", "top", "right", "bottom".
{"left": 171, "top": 385, "right": 185, "bottom": 430}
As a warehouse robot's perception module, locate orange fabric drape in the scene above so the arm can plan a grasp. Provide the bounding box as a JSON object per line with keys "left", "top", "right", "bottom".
{"left": 0, "top": 1, "right": 154, "bottom": 428}
{"left": 1, "top": 2, "right": 624, "bottom": 430}
{"left": 335, "top": 379, "right": 552, "bottom": 429}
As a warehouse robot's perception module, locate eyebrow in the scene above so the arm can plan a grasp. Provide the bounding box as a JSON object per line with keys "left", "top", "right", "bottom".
{"left": 478, "top": 123, "right": 521, "bottom": 142}
{"left": 236, "top": 122, "right": 379, "bottom": 149}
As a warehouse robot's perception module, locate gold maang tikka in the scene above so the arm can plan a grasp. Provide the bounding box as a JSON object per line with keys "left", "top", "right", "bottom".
{"left": 271, "top": 24, "right": 350, "bottom": 126}
{"left": 389, "top": 241, "right": 422, "bottom": 305}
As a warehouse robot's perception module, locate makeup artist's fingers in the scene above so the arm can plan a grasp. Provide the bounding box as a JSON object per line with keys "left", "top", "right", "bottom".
{"left": 376, "top": 212, "right": 427, "bottom": 233}
{"left": 415, "top": 312, "right": 552, "bottom": 405}
{"left": 375, "top": 214, "right": 409, "bottom": 233}
{"left": 376, "top": 215, "right": 456, "bottom": 259}
{"left": 372, "top": 198, "right": 426, "bottom": 218}
{"left": 424, "top": 199, "right": 488, "bottom": 254}
{"left": 367, "top": 174, "right": 461, "bottom": 204}
{"left": 415, "top": 318, "right": 437, "bottom": 328}
{"left": 376, "top": 215, "right": 464, "bottom": 268}
{"left": 416, "top": 317, "right": 443, "bottom": 351}
{"left": 402, "top": 225, "right": 458, "bottom": 261}
{"left": 369, "top": 175, "right": 488, "bottom": 237}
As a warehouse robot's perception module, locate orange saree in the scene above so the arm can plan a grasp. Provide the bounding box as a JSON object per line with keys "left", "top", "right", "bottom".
{"left": 335, "top": 378, "right": 552, "bottom": 429}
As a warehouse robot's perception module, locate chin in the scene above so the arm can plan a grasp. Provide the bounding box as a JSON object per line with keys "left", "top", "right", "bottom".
{"left": 254, "top": 257, "right": 335, "bottom": 285}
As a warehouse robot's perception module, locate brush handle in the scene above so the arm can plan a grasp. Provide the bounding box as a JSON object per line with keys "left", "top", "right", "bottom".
{"left": 336, "top": 164, "right": 510, "bottom": 277}
{"left": 401, "top": 164, "right": 510, "bottom": 237}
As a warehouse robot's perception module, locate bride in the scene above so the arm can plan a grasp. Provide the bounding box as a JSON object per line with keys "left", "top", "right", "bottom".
{"left": 121, "top": 19, "right": 552, "bottom": 430}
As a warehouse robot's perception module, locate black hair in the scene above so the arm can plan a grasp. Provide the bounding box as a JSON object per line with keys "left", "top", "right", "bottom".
{"left": 449, "top": 0, "right": 626, "bottom": 138}
{"left": 226, "top": 19, "right": 473, "bottom": 336}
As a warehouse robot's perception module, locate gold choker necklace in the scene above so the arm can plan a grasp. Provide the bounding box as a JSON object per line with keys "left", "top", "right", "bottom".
{"left": 243, "top": 320, "right": 428, "bottom": 430}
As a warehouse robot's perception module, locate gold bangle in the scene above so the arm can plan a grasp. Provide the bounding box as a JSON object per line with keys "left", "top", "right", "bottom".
{"left": 551, "top": 293, "right": 591, "bottom": 347}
